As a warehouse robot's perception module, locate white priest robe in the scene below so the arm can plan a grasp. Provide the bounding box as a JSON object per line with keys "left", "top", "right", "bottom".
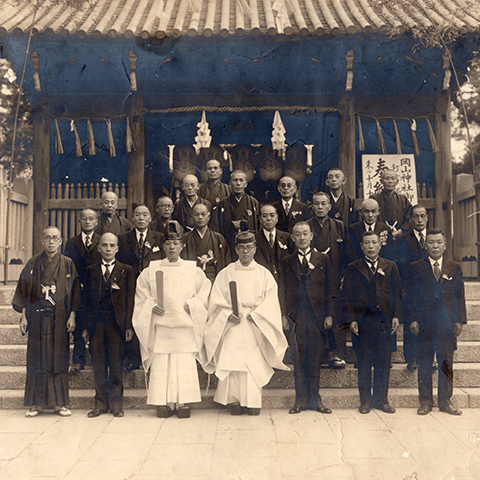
{"left": 133, "top": 259, "right": 211, "bottom": 406}
{"left": 204, "top": 260, "right": 289, "bottom": 408}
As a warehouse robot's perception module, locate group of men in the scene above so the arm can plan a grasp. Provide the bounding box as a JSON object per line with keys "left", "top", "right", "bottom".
{"left": 13, "top": 159, "right": 466, "bottom": 418}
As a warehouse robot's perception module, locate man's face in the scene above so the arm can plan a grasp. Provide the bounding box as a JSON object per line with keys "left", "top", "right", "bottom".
{"left": 426, "top": 233, "right": 446, "bottom": 261}
{"left": 163, "top": 239, "right": 183, "bottom": 261}
{"left": 411, "top": 208, "right": 428, "bottom": 232}
{"left": 235, "top": 242, "right": 256, "bottom": 266}
{"left": 133, "top": 206, "right": 151, "bottom": 231}
{"left": 156, "top": 198, "right": 174, "bottom": 220}
{"left": 230, "top": 173, "right": 247, "bottom": 195}
{"left": 361, "top": 234, "right": 381, "bottom": 259}
{"left": 97, "top": 235, "right": 118, "bottom": 263}
{"left": 101, "top": 193, "right": 118, "bottom": 216}
{"left": 206, "top": 160, "right": 222, "bottom": 181}
{"left": 260, "top": 206, "right": 278, "bottom": 232}
{"left": 182, "top": 177, "right": 199, "bottom": 197}
{"left": 278, "top": 178, "right": 296, "bottom": 200}
{"left": 80, "top": 210, "right": 98, "bottom": 234}
{"left": 326, "top": 170, "right": 345, "bottom": 190}
{"left": 361, "top": 203, "right": 380, "bottom": 225}
{"left": 41, "top": 228, "right": 62, "bottom": 255}
{"left": 192, "top": 205, "right": 210, "bottom": 229}
{"left": 381, "top": 171, "right": 399, "bottom": 191}
{"left": 312, "top": 194, "right": 331, "bottom": 219}
{"left": 291, "top": 224, "right": 313, "bottom": 252}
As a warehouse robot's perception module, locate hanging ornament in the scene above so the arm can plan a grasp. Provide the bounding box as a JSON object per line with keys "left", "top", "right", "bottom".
{"left": 193, "top": 111, "right": 212, "bottom": 154}
{"left": 106, "top": 119, "right": 116, "bottom": 157}
{"left": 426, "top": 118, "right": 439, "bottom": 153}
{"left": 70, "top": 120, "right": 83, "bottom": 157}
{"left": 54, "top": 119, "right": 64, "bottom": 155}
{"left": 375, "top": 119, "right": 387, "bottom": 154}
{"left": 392, "top": 119, "right": 402, "bottom": 155}
{"left": 410, "top": 119, "right": 421, "bottom": 156}
{"left": 167, "top": 145, "right": 175, "bottom": 171}
{"left": 125, "top": 117, "right": 136, "bottom": 153}
{"left": 271, "top": 110, "right": 287, "bottom": 158}
{"left": 357, "top": 114, "right": 365, "bottom": 151}
{"left": 87, "top": 119, "right": 97, "bottom": 156}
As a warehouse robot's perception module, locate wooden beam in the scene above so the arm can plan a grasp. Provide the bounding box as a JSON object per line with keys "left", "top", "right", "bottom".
{"left": 32, "top": 111, "right": 50, "bottom": 255}
{"left": 338, "top": 92, "right": 356, "bottom": 197}
{"left": 127, "top": 113, "right": 145, "bottom": 218}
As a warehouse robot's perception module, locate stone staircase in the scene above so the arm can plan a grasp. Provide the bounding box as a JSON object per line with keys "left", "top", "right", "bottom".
{"left": 1, "top": 283, "right": 480, "bottom": 410}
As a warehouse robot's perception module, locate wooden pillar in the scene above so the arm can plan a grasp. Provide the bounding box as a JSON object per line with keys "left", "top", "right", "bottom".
{"left": 338, "top": 92, "right": 356, "bottom": 197}
{"left": 434, "top": 90, "right": 453, "bottom": 259}
{"left": 32, "top": 110, "right": 50, "bottom": 255}
{"left": 127, "top": 113, "right": 145, "bottom": 218}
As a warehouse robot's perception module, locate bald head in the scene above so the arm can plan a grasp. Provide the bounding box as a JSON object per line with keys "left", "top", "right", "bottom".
{"left": 182, "top": 174, "right": 199, "bottom": 198}
{"left": 80, "top": 208, "right": 98, "bottom": 234}
{"left": 98, "top": 232, "right": 119, "bottom": 262}
{"left": 380, "top": 169, "right": 399, "bottom": 192}
{"left": 192, "top": 203, "right": 210, "bottom": 229}
{"left": 360, "top": 198, "right": 380, "bottom": 225}
{"left": 101, "top": 191, "right": 119, "bottom": 217}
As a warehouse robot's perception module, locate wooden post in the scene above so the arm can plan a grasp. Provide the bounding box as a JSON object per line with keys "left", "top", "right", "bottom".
{"left": 338, "top": 92, "right": 356, "bottom": 197}
{"left": 32, "top": 111, "right": 51, "bottom": 255}
{"left": 434, "top": 90, "right": 453, "bottom": 259}
{"left": 127, "top": 113, "right": 145, "bottom": 218}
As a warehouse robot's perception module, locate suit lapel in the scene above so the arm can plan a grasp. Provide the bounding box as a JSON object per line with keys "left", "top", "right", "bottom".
{"left": 306, "top": 252, "right": 320, "bottom": 276}
{"left": 87, "top": 232, "right": 101, "bottom": 255}
{"left": 257, "top": 232, "right": 270, "bottom": 262}
{"left": 291, "top": 254, "right": 301, "bottom": 281}
{"left": 127, "top": 230, "right": 139, "bottom": 258}
{"left": 355, "top": 258, "right": 370, "bottom": 280}
{"left": 75, "top": 235, "right": 87, "bottom": 258}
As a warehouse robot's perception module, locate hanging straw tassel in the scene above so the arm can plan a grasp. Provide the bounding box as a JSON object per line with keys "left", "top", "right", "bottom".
{"left": 54, "top": 119, "right": 64, "bottom": 155}
{"left": 106, "top": 119, "right": 117, "bottom": 157}
{"left": 410, "top": 119, "right": 421, "bottom": 156}
{"left": 125, "top": 117, "right": 136, "bottom": 153}
{"left": 376, "top": 119, "right": 387, "bottom": 154}
{"left": 426, "top": 118, "right": 439, "bottom": 153}
{"left": 70, "top": 120, "right": 83, "bottom": 157}
{"left": 357, "top": 114, "right": 365, "bottom": 151}
{"left": 392, "top": 119, "right": 402, "bottom": 154}
{"left": 86, "top": 119, "right": 97, "bottom": 156}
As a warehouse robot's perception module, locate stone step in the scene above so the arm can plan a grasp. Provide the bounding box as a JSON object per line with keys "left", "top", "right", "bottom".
{"left": 0, "top": 286, "right": 15, "bottom": 306}
{"left": 0, "top": 306, "right": 20, "bottom": 324}
{"left": 0, "top": 387, "right": 478, "bottom": 410}
{"left": 3, "top": 363, "right": 480, "bottom": 391}
{"left": 465, "top": 282, "right": 480, "bottom": 301}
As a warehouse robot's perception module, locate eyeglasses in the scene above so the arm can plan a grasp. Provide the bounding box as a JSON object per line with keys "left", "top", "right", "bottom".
{"left": 43, "top": 235, "right": 60, "bottom": 242}
{"left": 236, "top": 244, "right": 255, "bottom": 252}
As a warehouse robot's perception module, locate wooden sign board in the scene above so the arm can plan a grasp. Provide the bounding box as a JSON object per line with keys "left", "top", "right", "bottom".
{"left": 361, "top": 154, "right": 418, "bottom": 205}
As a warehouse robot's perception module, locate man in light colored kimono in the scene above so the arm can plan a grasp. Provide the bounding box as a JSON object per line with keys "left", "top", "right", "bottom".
{"left": 204, "top": 231, "right": 289, "bottom": 415}
{"left": 132, "top": 221, "right": 211, "bottom": 419}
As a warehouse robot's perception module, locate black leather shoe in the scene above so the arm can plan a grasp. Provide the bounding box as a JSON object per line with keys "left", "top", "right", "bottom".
{"left": 156, "top": 406, "right": 174, "bottom": 418}
{"left": 316, "top": 405, "right": 332, "bottom": 414}
{"left": 230, "top": 402, "right": 243, "bottom": 416}
{"left": 328, "top": 359, "right": 346, "bottom": 369}
{"left": 123, "top": 362, "right": 140, "bottom": 373}
{"left": 69, "top": 363, "right": 85, "bottom": 372}
{"left": 112, "top": 409, "right": 124, "bottom": 418}
{"left": 288, "top": 405, "right": 302, "bottom": 414}
{"left": 87, "top": 408, "right": 107, "bottom": 418}
{"left": 177, "top": 406, "right": 191, "bottom": 418}
{"left": 439, "top": 405, "right": 462, "bottom": 416}
{"left": 375, "top": 404, "right": 396, "bottom": 414}
{"left": 417, "top": 405, "right": 432, "bottom": 415}
{"left": 359, "top": 404, "right": 370, "bottom": 414}
{"left": 246, "top": 408, "right": 260, "bottom": 416}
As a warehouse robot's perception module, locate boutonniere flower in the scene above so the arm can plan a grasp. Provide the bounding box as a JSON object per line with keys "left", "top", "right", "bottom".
{"left": 291, "top": 210, "right": 300, "bottom": 217}
{"left": 66, "top": 274, "right": 71, "bottom": 279}
{"left": 336, "top": 237, "right": 343, "bottom": 243}
{"left": 380, "top": 230, "right": 388, "bottom": 246}
{"left": 247, "top": 209, "right": 252, "bottom": 216}
{"left": 111, "top": 282, "right": 120, "bottom": 290}
{"left": 334, "top": 212, "right": 340, "bottom": 218}
{"left": 152, "top": 246, "right": 160, "bottom": 252}
{"left": 308, "top": 262, "right": 315, "bottom": 270}
{"left": 377, "top": 268, "right": 385, "bottom": 276}
{"left": 144, "top": 241, "right": 152, "bottom": 249}
{"left": 442, "top": 274, "right": 452, "bottom": 281}
{"left": 30, "top": 270, "right": 33, "bottom": 275}
{"left": 278, "top": 241, "right": 287, "bottom": 250}
{"left": 221, "top": 207, "right": 224, "bottom": 213}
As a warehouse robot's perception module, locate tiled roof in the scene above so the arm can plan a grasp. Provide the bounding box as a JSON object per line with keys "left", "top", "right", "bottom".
{"left": 0, "top": 0, "right": 478, "bottom": 39}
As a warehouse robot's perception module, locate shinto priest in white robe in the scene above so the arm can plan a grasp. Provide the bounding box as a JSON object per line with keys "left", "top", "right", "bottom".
{"left": 133, "top": 258, "right": 211, "bottom": 405}
{"left": 204, "top": 260, "right": 289, "bottom": 408}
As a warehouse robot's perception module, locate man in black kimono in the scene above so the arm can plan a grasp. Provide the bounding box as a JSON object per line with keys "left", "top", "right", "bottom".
{"left": 198, "top": 158, "right": 231, "bottom": 206}
{"left": 173, "top": 174, "right": 211, "bottom": 230}
{"left": 183, "top": 203, "right": 230, "bottom": 283}
{"left": 150, "top": 196, "right": 174, "bottom": 236}
{"left": 326, "top": 168, "right": 356, "bottom": 227}
{"left": 210, "top": 170, "right": 260, "bottom": 254}
{"left": 96, "top": 191, "right": 132, "bottom": 236}
{"left": 13, "top": 226, "right": 81, "bottom": 417}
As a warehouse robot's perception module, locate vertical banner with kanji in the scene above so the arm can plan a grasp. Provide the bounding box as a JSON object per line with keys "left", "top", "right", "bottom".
{"left": 361, "top": 154, "right": 418, "bottom": 205}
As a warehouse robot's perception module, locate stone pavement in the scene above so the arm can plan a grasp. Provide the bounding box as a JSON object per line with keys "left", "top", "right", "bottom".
{"left": 1, "top": 407, "right": 480, "bottom": 480}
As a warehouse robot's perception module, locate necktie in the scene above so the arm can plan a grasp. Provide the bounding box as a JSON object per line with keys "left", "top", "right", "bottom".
{"left": 366, "top": 258, "right": 376, "bottom": 274}
{"left": 85, "top": 235, "right": 92, "bottom": 249}
{"left": 433, "top": 261, "right": 441, "bottom": 281}
{"left": 139, "top": 232, "right": 144, "bottom": 249}
{"left": 285, "top": 202, "right": 290, "bottom": 215}
{"left": 419, "top": 232, "right": 425, "bottom": 249}
{"left": 269, "top": 232, "right": 274, "bottom": 248}
{"left": 104, "top": 263, "right": 111, "bottom": 281}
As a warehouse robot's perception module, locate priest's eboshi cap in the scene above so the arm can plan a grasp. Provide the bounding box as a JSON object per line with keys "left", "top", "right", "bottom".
{"left": 165, "top": 220, "right": 184, "bottom": 241}
{"left": 235, "top": 231, "right": 255, "bottom": 245}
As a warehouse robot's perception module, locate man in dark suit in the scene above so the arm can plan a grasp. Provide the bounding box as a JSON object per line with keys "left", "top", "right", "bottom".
{"left": 96, "top": 191, "right": 132, "bottom": 236}
{"left": 408, "top": 229, "right": 467, "bottom": 416}
{"left": 64, "top": 208, "right": 102, "bottom": 372}
{"left": 343, "top": 231, "right": 401, "bottom": 414}
{"left": 307, "top": 191, "right": 356, "bottom": 368}
{"left": 117, "top": 205, "right": 164, "bottom": 371}
{"left": 254, "top": 204, "right": 291, "bottom": 285}
{"left": 397, "top": 205, "right": 429, "bottom": 371}
{"left": 348, "top": 199, "right": 392, "bottom": 260}
{"left": 272, "top": 176, "right": 310, "bottom": 233}
{"left": 82, "top": 233, "right": 135, "bottom": 418}
{"left": 150, "top": 196, "right": 174, "bottom": 236}
{"left": 326, "top": 167, "right": 356, "bottom": 226}
{"left": 280, "top": 221, "right": 335, "bottom": 414}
